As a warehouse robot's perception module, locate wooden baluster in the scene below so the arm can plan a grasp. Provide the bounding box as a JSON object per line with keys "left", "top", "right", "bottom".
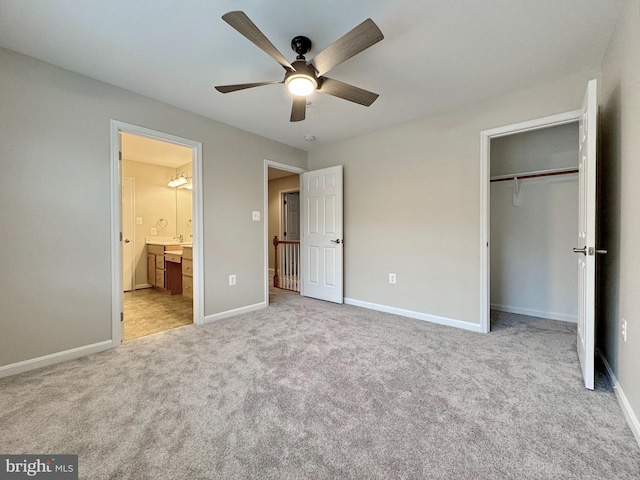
{"left": 273, "top": 236, "right": 279, "bottom": 288}
{"left": 296, "top": 243, "right": 300, "bottom": 292}
{"left": 294, "top": 243, "right": 298, "bottom": 291}
{"left": 287, "top": 244, "right": 291, "bottom": 290}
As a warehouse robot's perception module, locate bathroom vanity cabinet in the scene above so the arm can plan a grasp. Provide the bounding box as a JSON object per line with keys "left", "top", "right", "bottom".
{"left": 182, "top": 246, "right": 193, "bottom": 299}
{"left": 147, "top": 244, "right": 180, "bottom": 292}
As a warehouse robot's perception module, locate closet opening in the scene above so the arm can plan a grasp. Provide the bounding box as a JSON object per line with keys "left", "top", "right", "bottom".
{"left": 489, "top": 121, "right": 580, "bottom": 330}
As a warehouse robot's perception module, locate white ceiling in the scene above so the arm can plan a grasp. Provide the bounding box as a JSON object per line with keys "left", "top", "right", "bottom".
{"left": 0, "top": 0, "right": 620, "bottom": 151}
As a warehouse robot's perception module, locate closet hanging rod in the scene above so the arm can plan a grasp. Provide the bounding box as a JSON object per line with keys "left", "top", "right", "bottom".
{"left": 490, "top": 166, "right": 579, "bottom": 183}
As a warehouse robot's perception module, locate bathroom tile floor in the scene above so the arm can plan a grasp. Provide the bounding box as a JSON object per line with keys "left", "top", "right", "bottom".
{"left": 123, "top": 288, "right": 193, "bottom": 341}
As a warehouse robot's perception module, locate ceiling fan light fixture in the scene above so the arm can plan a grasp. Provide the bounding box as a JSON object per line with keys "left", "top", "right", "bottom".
{"left": 286, "top": 74, "right": 317, "bottom": 96}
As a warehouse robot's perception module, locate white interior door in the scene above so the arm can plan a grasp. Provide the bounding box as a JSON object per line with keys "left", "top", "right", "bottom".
{"left": 122, "top": 177, "right": 135, "bottom": 292}
{"left": 301, "top": 166, "right": 343, "bottom": 303}
{"left": 574, "top": 79, "right": 598, "bottom": 390}
{"left": 283, "top": 191, "right": 300, "bottom": 241}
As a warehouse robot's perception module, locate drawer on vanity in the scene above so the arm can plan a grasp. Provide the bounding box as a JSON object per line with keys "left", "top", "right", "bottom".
{"left": 182, "top": 275, "right": 193, "bottom": 298}
{"left": 147, "top": 244, "right": 165, "bottom": 255}
{"left": 182, "top": 259, "right": 193, "bottom": 276}
{"left": 155, "top": 270, "right": 165, "bottom": 287}
{"left": 165, "top": 253, "right": 182, "bottom": 263}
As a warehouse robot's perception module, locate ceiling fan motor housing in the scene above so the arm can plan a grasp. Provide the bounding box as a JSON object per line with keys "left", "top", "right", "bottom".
{"left": 291, "top": 36, "right": 312, "bottom": 59}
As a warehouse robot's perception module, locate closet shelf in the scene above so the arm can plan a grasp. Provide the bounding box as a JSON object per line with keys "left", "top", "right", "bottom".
{"left": 490, "top": 166, "right": 578, "bottom": 183}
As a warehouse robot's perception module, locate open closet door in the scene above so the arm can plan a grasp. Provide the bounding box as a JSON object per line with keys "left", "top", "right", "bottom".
{"left": 574, "top": 79, "right": 599, "bottom": 390}
{"left": 301, "top": 166, "right": 343, "bottom": 303}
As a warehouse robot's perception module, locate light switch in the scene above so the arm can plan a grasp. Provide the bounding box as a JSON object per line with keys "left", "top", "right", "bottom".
{"left": 252, "top": 211, "right": 260, "bottom": 221}
{"left": 151, "top": 228, "right": 157, "bottom": 235}
{"left": 136, "top": 217, "right": 143, "bottom": 225}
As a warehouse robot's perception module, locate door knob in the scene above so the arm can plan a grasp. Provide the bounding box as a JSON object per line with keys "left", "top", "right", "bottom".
{"left": 573, "top": 246, "right": 607, "bottom": 256}
{"left": 124, "top": 239, "right": 131, "bottom": 243}
{"left": 330, "top": 239, "right": 342, "bottom": 244}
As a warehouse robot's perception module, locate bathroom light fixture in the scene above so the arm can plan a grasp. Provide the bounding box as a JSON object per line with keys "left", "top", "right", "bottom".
{"left": 181, "top": 177, "right": 193, "bottom": 190}
{"left": 167, "top": 172, "right": 191, "bottom": 188}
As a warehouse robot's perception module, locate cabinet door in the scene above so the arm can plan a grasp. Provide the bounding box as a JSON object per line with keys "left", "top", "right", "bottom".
{"left": 147, "top": 254, "right": 156, "bottom": 286}
{"left": 182, "top": 275, "right": 193, "bottom": 298}
{"left": 155, "top": 269, "right": 165, "bottom": 289}
{"left": 182, "top": 259, "right": 193, "bottom": 277}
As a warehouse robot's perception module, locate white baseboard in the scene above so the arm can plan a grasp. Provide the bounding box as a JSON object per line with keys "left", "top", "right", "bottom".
{"left": 490, "top": 303, "right": 577, "bottom": 323}
{"left": 344, "top": 298, "right": 482, "bottom": 333}
{"left": 135, "top": 283, "right": 152, "bottom": 289}
{"left": 0, "top": 340, "right": 113, "bottom": 379}
{"left": 599, "top": 351, "right": 640, "bottom": 448}
{"left": 202, "top": 302, "right": 267, "bottom": 324}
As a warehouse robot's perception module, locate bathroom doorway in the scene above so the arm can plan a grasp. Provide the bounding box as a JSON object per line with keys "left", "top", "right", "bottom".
{"left": 120, "top": 132, "right": 193, "bottom": 340}
{"left": 111, "top": 121, "right": 203, "bottom": 344}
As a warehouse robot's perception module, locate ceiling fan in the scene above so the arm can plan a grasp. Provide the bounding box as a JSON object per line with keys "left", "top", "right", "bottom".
{"left": 215, "top": 11, "right": 384, "bottom": 122}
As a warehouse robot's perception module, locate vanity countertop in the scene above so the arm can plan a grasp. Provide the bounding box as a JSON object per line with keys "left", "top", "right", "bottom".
{"left": 164, "top": 250, "right": 183, "bottom": 255}
{"left": 146, "top": 236, "right": 191, "bottom": 246}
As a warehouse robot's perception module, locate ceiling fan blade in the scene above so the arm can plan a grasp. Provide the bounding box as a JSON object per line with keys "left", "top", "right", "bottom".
{"left": 290, "top": 95, "right": 306, "bottom": 122}
{"left": 317, "top": 77, "right": 379, "bottom": 106}
{"left": 311, "top": 18, "right": 383, "bottom": 76}
{"left": 215, "top": 81, "right": 282, "bottom": 93}
{"left": 222, "top": 11, "right": 294, "bottom": 71}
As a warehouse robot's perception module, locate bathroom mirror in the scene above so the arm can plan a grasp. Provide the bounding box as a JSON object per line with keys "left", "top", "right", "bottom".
{"left": 175, "top": 163, "right": 193, "bottom": 243}
{"left": 176, "top": 186, "right": 193, "bottom": 242}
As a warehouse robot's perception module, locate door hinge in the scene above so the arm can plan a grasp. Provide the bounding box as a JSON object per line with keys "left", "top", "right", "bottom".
{"left": 119, "top": 151, "right": 122, "bottom": 161}
{"left": 284, "top": 232, "right": 287, "bottom": 237}
{"left": 120, "top": 232, "right": 123, "bottom": 241}
{"left": 120, "top": 312, "right": 123, "bottom": 322}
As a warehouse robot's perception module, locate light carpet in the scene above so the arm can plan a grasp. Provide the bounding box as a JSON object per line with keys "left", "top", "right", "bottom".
{"left": 1, "top": 289, "right": 639, "bottom": 479}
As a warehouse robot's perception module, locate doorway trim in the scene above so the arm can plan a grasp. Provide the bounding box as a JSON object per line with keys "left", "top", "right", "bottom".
{"left": 122, "top": 176, "right": 136, "bottom": 292}
{"left": 110, "top": 120, "right": 204, "bottom": 346}
{"left": 479, "top": 109, "right": 581, "bottom": 333}
{"left": 264, "top": 160, "right": 306, "bottom": 305}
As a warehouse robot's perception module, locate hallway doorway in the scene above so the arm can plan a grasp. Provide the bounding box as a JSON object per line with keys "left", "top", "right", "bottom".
{"left": 264, "top": 161, "right": 305, "bottom": 303}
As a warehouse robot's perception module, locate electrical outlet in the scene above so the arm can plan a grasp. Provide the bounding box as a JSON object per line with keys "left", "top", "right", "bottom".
{"left": 252, "top": 211, "right": 260, "bottom": 221}
{"left": 622, "top": 318, "right": 627, "bottom": 342}
{"left": 389, "top": 273, "right": 396, "bottom": 284}
{"left": 229, "top": 274, "right": 236, "bottom": 286}
{"left": 151, "top": 228, "right": 157, "bottom": 235}
{"left": 136, "top": 217, "right": 143, "bottom": 225}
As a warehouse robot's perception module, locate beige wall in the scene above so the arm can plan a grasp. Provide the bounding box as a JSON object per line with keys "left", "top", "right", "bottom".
{"left": 490, "top": 122, "right": 579, "bottom": 176}
{"left": 122, "top": 160, "right": 179, "bottom": 287}
{"left": 268, "top": 174, "right": 300, "bottom": 269}
{"left": 308, "top": 68, "right": 599, "bottom": 325}
{"left": 0, "top": 47, "right": 306, "bottom": 367}
{"left": 599, "top": 0, "right": 640, "bottom": 433}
